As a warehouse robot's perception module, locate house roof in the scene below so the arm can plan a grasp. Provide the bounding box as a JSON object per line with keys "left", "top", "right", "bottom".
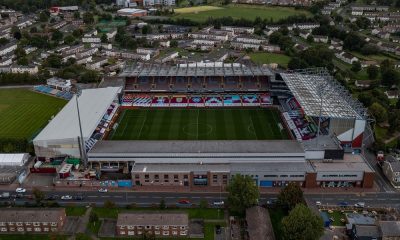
{"left": 379, "top": 221, "right": 400, "bottom": 236}
{"left": 0, "top": 209, "right": 65, "bottom": 223}
{"left": 117, "top": 212, "right": 188, "bottom": 226}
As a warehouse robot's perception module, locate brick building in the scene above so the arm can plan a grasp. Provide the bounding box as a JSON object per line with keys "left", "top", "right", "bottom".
{"left": 116, "top": 212, "right": 189, "bottom": 237}
{"left": 0, "top": 208, "right": 66, "bottom": 233}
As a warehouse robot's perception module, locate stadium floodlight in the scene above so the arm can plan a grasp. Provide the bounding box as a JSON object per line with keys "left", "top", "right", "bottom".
{"left": 75, "top": 86, "right": 88, "bottom": 169}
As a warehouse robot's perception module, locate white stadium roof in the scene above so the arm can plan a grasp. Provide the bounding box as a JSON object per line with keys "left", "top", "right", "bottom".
{"left": 280, "top": 70, "right": 367, "bottom": 119}
{"left": 0, "top": 153, "right": 29, "bottom": 166}
{"left": 34, "top": 87, "right": 121, "bottom": 142}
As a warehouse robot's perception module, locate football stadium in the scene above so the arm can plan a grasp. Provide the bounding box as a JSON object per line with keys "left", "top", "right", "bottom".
{"left": 33, "top": 63, "right": 375, "bottom": 190}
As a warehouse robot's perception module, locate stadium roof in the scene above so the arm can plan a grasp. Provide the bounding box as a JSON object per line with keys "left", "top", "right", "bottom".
{"left": 34, "top": 87, "right": 121, "bottom": 142}
{"left": 89, "top": 140, "right": 304, "bottom": 155}
{"left": 0, "top": 154, "right": 29, "bottom": 166}
{"left": 280, "top": 69, "right": 367, "bottom": 119}
{"left": 120, "top": 62, "right": 273, "bottom": 77}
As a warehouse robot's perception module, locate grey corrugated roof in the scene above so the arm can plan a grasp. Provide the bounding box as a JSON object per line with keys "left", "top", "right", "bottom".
{"left": 246, "top": 206, "right": 275, "bottom": 240}
{"left": 34, "top": 87, "right": 121, "bottom": 142}
{"left": 89, "top": 140, "right": 304, "bottom": 154}
{"left": 0, "top": 209, "right": 65, "bottom": 223}
{"left": 379, "top": 221, "right": 400, "bottom": 236}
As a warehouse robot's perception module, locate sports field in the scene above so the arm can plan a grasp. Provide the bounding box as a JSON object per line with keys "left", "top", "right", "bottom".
{"left": 172, "top": 5, "right": 311, "bottom": 22}
{"left": 110, "top": 108, "right": 289, "bottom": 140}
{"left": 0, "top": 89, "right": 66, "bottom": 140}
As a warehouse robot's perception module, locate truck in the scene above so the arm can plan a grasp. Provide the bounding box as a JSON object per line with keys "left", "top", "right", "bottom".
{"left": 376, "top": 151, "right": 385, "bottom": 167}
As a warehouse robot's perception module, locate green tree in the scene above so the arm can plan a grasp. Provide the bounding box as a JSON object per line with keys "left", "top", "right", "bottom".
{"left": 381, "top": 68, "right": 400, "bottom": 87}
{"left": 83, "top": 12, "right": 94, "bottom": 24}
{"left": 351, "top": 61, "right": 361, "bottom": 73}
{"left": 89, "top": 211, "right": 99, "bottom": 223}
{"left": 101, "top": 33, "right": 108, "bottom": 43}
{"left": 0, "top": 38, "right": 9, "bottom": 46}
{"left": 64, "top": 35, "right": 75, "bottom": 45}
{"left": 278, "top": 182, "right": 304, "bottom": 209}
{"left": 367, "top": 65, "right": 379, "bottom": 79}
{"left": 32, "top": 188, "right": 45, "bottom": 205}
{"left": 170, "top": 40, "right": 178, "bottom": 48}
{"left": 226, "top": 174, "right": 259, "bottom": 216}
{"left": 17, "top": 57, "right": 29, "bottom": 66}
{"left": 159, "top": 199, "right": 166, "bottom": 210}
{"left": 142, "top": 25, "right": 152, "bottom": 35}
{"left": 199, "top": 199, "right": 208, "bottom": 209}
{"left": 52, "top": 30, "right": 63, "bottom": 42}
{"left": 281, "top": 204, "right": 324, "bottom": 240}
{"left": 38, "top": 11, "right": 49, "bottom": 22}
{"left": 369, "top": 102, "right": 388, "bottom": 124}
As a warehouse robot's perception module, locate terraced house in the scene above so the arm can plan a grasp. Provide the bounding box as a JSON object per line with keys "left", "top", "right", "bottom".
{"left": 0, "top": 209, "right": 66, "bottom": 233}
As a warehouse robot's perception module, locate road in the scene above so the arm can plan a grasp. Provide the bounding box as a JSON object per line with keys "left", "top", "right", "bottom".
{"left": 2, "top": 190, "right": 400, "bottom": 209}
{"left": 362, "top": 150, "right": 395, "bottom": 193}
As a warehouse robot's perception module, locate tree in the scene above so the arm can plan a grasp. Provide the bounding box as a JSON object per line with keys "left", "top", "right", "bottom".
{"left": 344, "top": 32, "right": 365, "bottom": 51}
{"left": 0, "top": 38, "right": 9, "bottom": 46}
{"left": 170, "top": 40, "right": 178, "bottom": 48}
{"left": 351, "top": 61, "right": 361, "bottom": 73}
{"left": 367, "top": 65, "right": 379, "bottom": 79}
{"left": 142, "top": 25, "right": 152, "bottom": 35}
{"left": 32, "top": 188, "right": 45, "bottom": 205}
{"left": 369, "top": 102, "right": 388, "bottom": 124}
{"left": 38, "top": 11, "right": 49, "bottom": 22}
{"left": 89, "top": 211, "right": 99, "bottom": 223}
{"left": 159, "top": 199, "right": 166, "bottom": 209}
{"left": 199, "top": 199, "right": 208, "bottom": 209}
{"left": 381, "top": 68, "right": 400, "bottom": 87}
{"left": 51, "top": 30, "right": 63, "bottom": 42}
{"left": 101, "top": 33, "right": 108, "bottom": 43}
{"left": 226, "top": 174, "right": 259, "bottom": 216}
{"left": 17, "top": 57, "right": 29, "bottom": 66}
{"left": 64, "top": 35, "right": 75, "bottom": 45}
{"left": 278, "top": 182, "right": 304, "bottom": 209}
{"left": 83, "top": 12, "right": 94, "bottom": 24}
{"left": 281, "top": 204, "right": 324, "bottom": 240}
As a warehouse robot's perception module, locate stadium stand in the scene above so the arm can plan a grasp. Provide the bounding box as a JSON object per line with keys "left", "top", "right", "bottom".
{"left": 242, "top": 94, "right": 259, "bottom": 106}
{"left": 242, "top": 76, "right": 258, "bottom": 91}
{"left": 170, "top": 95, "right": 188, "bottom": 107}
{"left": 34, "top": 85, "right": 73, "bottom": 100}
{"left": 188, "top": 95, "right": 204, "bottom": 107}
{"left": 136, "top": 77, "right": 153, "bottom": 91}
{"left": 153, "top": 77, "right": 170, "bottom": 91}
{"left": 189, "top": 77, "right": 204, "bottom": 92}
{"left": 223, "top": 95, "right": 241, "bottom": 106}
{"left": 171, "top": 76, "right": 188, "bottom": 92}
{"left": 122, "top": 93, "right": 134, "bottom": 106}
{"left": 260, "top": 93, "right": 272, "bottom": 105}
{"left": 152, "top": 95, "right": 170, "bottom": 107}
{"left": 205, "top": 76, "right": 222, "bottom": 92}
{"left": 132, "top": 94, "right": 152, "bottom": 107}
{"left": 205, "top": 95, "right": 223, "bottom": 107}
{"left": 223, "top": 76, "right": 240, "bottom": 91}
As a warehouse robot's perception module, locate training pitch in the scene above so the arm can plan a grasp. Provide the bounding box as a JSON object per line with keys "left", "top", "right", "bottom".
{"left": 110, "top": 108, "right": 290, "bottom": 140}
{"left": 0, "top": 89, "right": 66, "bottom": 139}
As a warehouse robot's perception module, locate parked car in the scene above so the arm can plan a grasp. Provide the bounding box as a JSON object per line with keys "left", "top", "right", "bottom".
{"left": 74, "top": 195, "right": 84, "bottom": 200}
{"left": 0, "top": 192, "right": 10, "bottom": 199}
{"left": 98, "top": 188, "right": 108, "bottom": 193}
{"left": 316, "top": 201, "right": 322, "bottom": 206}
{"left": 15, "top": 188, "right": 26, "bottom": 193}
{"left": 177, "top": 199, "right": 191, "bottom": 205}
{"left": 215, "top": 225, "right": 222, "bottom": 234}
{"left": 61, "top": 195, "right": 73, "bottom": 200}
{"left": 213, "top": 201, "right": 224, "bottom": 207}
{"left": 338, "top": 202, "right": 348, "bottom": 207}
{"left": 45, "top": 195, "right": 57, "bottom": 201}
{"left": 354, "top": 202, "right": 365, "bottom": 208}
{"left": 266, "top": 198, "right": 278, "bottom": 205}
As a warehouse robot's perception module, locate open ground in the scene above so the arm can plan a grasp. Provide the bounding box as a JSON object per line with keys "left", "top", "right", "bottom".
{"left": 0, "top": 89, "right": 66, "bottom": 140}
{"left": 110, "top": 108, "right": 289, "bottom": 140}
{"left": 172, "top": 4, "right": 311, "bottom": 22}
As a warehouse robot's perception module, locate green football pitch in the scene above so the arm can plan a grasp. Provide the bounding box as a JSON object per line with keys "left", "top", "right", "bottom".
{"left": 110, "top": 108, "right": 290, "bottom": 140}
{"left": 0, "top": 89, "right": 66, "bottom": 140}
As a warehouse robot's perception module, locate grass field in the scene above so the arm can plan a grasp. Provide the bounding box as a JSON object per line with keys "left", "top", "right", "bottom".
{"left": 172, "top": 5, "right": 311, "bottom": 22}
{"left": 249, "top": 52, "right": 291, "bottom": 68}
{"left": 110, "top": 108, "right": 289, "bottom": 140}
{"left": 0, "top": 89, "right": 66, "bottom": 140}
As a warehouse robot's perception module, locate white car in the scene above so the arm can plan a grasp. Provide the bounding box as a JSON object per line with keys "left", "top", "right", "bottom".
{"left": 98, "top": 188, "right": 108, "bottom": 193}
{"left": 213, "top": 201, "right": 224, "bottom": 207}
{"left": 15, "top": 188, "right": 26, "bottom": 193}
{"left": 61, "top": 195, "right": 73, "bottom": 200}
{"left": 316, "top": 201, "right": 322, "bottom": 206}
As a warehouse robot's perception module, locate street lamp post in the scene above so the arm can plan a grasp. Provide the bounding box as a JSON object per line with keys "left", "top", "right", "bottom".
{"left": 75, "top": 88, "right": 87, "bottom": 169}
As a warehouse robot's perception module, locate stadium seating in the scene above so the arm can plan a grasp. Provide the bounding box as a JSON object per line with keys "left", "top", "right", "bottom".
{"left": 34, "top": 85, "right": 73, "bottom": 100}
{"left": 260, "top": 93, "right": 272, "bottom": 105}
{"left": 122, "top": 94, "right": 134, "bottom": 106}
{"left": 189, "top": 77, "right": 204, "bottom": 92}
{"left": 171, "top": 77, "right": 189, "bottom": 92}
{"left": 242, "top": 76, "right": 258, "bottom": 91}
{"left": 259, "top": 76, "right": 269, "bottom": 90}
{"left": 153, "top": 77, "right": 170, "bottom": 91}
{"left": 223, "top": 77, "right": 240, "bottom": 91}
{"left": 125, "top": 78, "right": 135, "bottom": 91}
{"left": 205, "top": 95, "right": 223, "bottom": 107}
{"left": 223, "top": 95, "right": 241, "bottom": 106}
{"left": 170, "top": 95, "right": 188, "bottom": 107}
{"left": 205, "top": 77, "right": 222, "bottom": 91}
{"left": 151, "top": 95, "right": 170, "bottom": 107}
{"left": 188, "top": 95, "right": 205, "bottom": 107}
{"left": 136, "top": 77, "right": 152, "bottom": 92}
{"left": 132, "top": 94, "right": 152, "bottom": 106}
{"left": 242, "top": 94, "right": 259, "bottom": 106}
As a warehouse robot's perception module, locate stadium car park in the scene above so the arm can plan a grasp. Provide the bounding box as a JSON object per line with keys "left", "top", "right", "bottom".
{"left": 29, "top": 63, "right": 374, "bottom": 191}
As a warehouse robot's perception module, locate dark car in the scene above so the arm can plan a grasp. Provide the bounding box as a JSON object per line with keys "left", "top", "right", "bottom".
{"left": 215, "top": 225, "right": 222, "bottom": 234}
{"left": 45, "top": 195, "right": 56, "bottom": 201}
{"left": 74, "top": 195, "right": 84, "bottom": 200}
{"left": 338, "top": 202, "right": 348, "bottom": 207}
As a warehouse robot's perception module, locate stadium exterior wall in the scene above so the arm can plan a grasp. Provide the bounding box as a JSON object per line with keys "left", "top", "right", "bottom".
{"left": 33, "top": 137, "right": 83, "bottom": 159}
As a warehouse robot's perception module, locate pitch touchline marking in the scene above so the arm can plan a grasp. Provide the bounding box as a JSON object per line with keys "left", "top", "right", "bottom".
{"left": 248, "top": 111, "right": 258, "bottom": 140}
{"left": 182, "top": 123, "right": 213, "bottom": 137}
{"left": 137, "top": 111, "right": 148, "bottom": 139}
